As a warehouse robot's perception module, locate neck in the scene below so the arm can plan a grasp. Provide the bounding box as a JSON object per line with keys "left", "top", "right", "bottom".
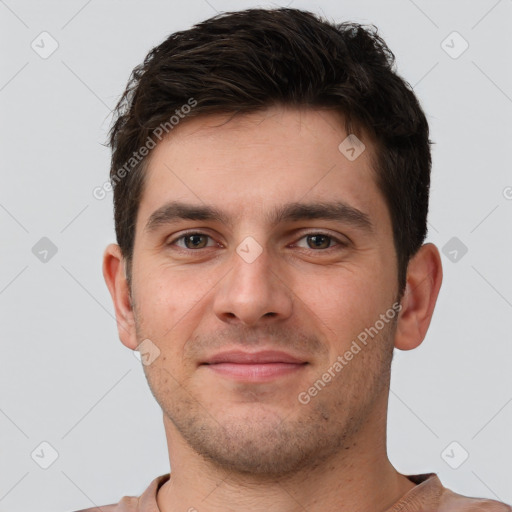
{"left": 156, "top": 404, "right": 416, "bottom": 512}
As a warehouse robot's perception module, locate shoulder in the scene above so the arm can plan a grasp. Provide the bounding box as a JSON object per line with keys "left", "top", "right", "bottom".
{"left": 68, "top": 473, "right": 170, "bottom": 512}
{"left": 439, "top": 488, "right": 512, "bottom": 511}
{"left": 392, "top": 473, "right": 511, "bottom": 512}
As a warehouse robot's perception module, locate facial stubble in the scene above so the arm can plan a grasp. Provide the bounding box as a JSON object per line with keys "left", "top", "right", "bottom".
{"left": 134, "top": 307, "right": 396, "bottom": 479}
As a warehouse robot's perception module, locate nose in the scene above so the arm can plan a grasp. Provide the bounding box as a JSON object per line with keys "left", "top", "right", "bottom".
{"left": 213, "top": 246, "right": 293, "bottom": 327}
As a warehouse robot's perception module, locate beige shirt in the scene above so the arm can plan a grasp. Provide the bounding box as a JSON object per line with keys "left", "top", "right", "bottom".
{"left": 73, "top": 473, "right": 511, "bottom": 512}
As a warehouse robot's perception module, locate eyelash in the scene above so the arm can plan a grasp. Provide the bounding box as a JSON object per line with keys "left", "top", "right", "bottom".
{"left": 167, "top": 230, "right": 348, "bottom": 252}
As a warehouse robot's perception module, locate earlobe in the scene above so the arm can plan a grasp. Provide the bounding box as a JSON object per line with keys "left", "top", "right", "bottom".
{"left": 395, "top": 243, "right": 443, "bottom": 351}
{"left": 102, "top": 243, "right": 139, "bottom": 350}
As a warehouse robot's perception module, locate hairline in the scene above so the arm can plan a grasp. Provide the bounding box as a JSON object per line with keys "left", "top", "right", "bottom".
{"left": 121, "top": 105, "right": 402, "bottom": 291}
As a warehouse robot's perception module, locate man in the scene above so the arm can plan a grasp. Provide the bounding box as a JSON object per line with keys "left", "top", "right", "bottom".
{"left": 79, "top": 7, "right": 510, "bottom": 512}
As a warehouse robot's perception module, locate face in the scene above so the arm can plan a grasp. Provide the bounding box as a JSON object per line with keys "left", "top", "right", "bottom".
{"left": 128, "top": 107, "right": 400, "bottom": 476}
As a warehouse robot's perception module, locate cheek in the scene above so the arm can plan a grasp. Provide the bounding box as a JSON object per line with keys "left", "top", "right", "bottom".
{"left": 292, "top": 261, "right": 394, "bottom": 341}
{"left": 132, "top": 262, "right": 216, "bottom": 345}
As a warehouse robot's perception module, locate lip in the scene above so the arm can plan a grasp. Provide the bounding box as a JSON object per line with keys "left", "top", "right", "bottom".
{"left": 201, "top": 350, "right": 307, "bottom": 365}
{"left": 201, "top": 350, "right": 308, "bottom": 382}
{"left": 205, "top": 362, "right": 306, "bottom": 380}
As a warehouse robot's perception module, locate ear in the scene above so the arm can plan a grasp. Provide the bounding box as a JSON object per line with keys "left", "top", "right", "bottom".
{"left": 102, "top": 243, "right": 139, "bottom": 350}
{"left": 395, "top": 243, "right": 443, "bottom": 351}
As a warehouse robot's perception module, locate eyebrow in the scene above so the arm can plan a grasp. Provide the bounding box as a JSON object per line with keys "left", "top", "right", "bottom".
{"left": 144, "top": 200, "right": 373, "bottom": 234}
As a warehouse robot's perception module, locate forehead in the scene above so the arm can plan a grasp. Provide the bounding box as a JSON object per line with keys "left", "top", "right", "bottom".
{"left": 136, "top": 107, "right": 390, "bottom": 234}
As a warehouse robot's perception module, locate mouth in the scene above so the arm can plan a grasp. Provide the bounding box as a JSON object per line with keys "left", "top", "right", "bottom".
{"left": 200, "top": 350, "right": 309, "bottom": 381}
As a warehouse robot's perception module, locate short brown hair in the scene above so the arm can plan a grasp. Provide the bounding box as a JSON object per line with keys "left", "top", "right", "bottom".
{"left": 108, "top": 7, "right": 432, "bottom": 294}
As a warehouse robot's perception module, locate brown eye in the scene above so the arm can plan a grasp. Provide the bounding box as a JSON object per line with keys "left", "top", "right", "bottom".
{"left": 169, "top": 231, "right": 221, "bottom": 252}
{"left": 306, "top": 234, "right": 332, "bottom": 249}
{"left": 183, "top": 234, "right": 209, "bottom": 249}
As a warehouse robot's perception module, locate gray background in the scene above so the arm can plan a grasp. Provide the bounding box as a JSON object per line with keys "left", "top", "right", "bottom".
{"left": 1, "top": 0, "right": 511, "bottom": 510}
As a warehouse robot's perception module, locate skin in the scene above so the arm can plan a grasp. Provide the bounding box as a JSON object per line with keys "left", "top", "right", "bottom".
{"left": 103, "top": 106, "right": 442, "bottom": 512}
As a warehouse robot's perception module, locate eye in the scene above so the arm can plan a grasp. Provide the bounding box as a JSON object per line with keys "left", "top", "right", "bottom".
{"left": 294, "top": 233, "right": 345, "bottom": 250}
{"left": 171, "top": 232, "right": 217, "bottom": 250}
